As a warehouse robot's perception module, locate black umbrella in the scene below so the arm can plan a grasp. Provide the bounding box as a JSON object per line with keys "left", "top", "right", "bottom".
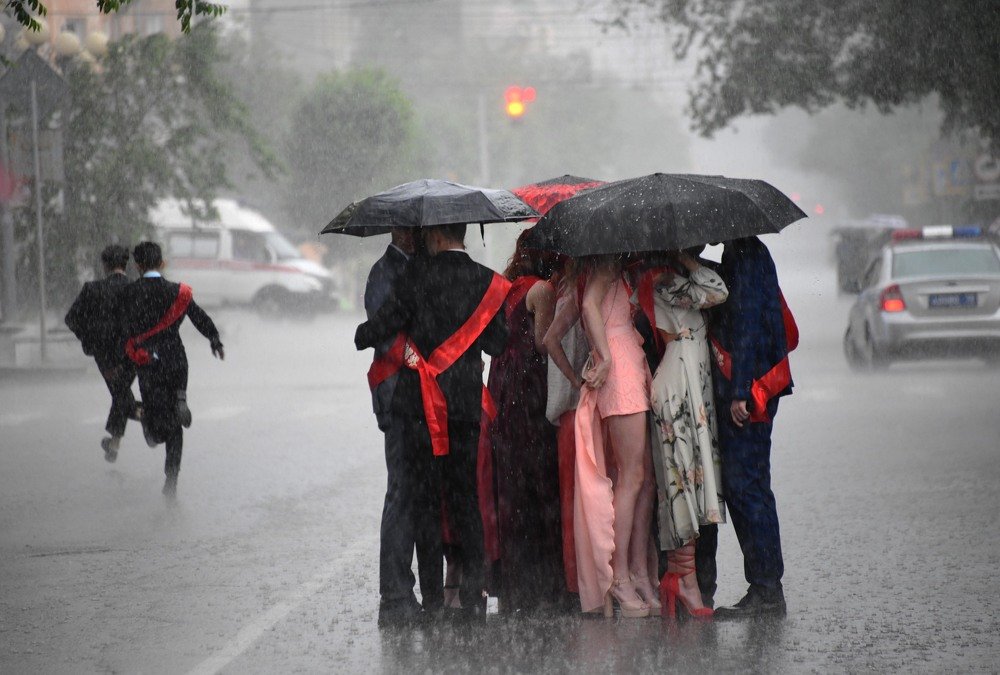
{"left": 320, "top": 179, "right": 539, "bottom": 237}
{"left": 526, "top": 173, "right": 807, "bottom": 256}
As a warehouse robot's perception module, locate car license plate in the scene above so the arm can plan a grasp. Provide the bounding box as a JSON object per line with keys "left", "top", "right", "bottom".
{"left": 928, "top": 292, "right": 977, "bottom": 308}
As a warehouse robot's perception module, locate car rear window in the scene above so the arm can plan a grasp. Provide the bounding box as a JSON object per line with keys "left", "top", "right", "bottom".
{"left": 892, "top": 246, "right": 1000, "bottom": 278}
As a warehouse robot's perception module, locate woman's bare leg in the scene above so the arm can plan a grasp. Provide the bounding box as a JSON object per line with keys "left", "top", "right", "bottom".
{"left": 607, "top": 412, "right": 648, "bottom": 605}
{"left": 629, "top": 442, "right": 659, "bottom": 607}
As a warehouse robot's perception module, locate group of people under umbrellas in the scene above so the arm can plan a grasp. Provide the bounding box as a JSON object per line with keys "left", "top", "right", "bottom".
{"left": 336, "top": 173, "right": 805, "bottom": 625}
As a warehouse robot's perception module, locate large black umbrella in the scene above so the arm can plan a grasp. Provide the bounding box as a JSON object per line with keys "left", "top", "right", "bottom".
{"left": 526, "top": 173, "right": 807, "bottom": 256}
{"left": 320, "top": 178, "right": 539, "bottom": 237}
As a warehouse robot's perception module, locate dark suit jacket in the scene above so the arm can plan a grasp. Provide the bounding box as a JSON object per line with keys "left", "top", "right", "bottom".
{"left": 708, "top": 237, "right": 792, "bottom": 404}
{"left": 117, "top": 276, "right": 222, "bottom": 373}
{"left": 355, "top": 250, "right": 509, "bottom": 423}
{"left": 65, "top": 272, "right": 131, "bottom": 365}
{"left": 364, "top": 244, "right": 410, "bottom": 429}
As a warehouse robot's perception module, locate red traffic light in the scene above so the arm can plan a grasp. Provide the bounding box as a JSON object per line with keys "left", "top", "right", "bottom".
{"left": 504, "top": 86, "right": 536, "bottom": 118}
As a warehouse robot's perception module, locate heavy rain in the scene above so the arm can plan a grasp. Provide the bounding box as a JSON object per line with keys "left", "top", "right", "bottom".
{"left": 1, "top": 1, "right": 998, "bottom": 673}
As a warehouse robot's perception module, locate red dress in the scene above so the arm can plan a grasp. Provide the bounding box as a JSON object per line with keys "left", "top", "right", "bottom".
{"left": 482, "top": 276, "right": 565, "bottom": 610}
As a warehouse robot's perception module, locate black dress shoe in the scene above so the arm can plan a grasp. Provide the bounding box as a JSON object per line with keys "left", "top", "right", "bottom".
{"left": 714, "top": 587, "right": 786, "bottom": 620}
{"left": 446, "top": 601, "right": 487, "bottom": 624}
{"left": 162, "top": 475, "right": 178, "bottom": 500}
{"left": 378, "top": 600, "right": 424, "bottom": 628}
{"left": 100, "top": 436, "right": 119, "bottom": 463}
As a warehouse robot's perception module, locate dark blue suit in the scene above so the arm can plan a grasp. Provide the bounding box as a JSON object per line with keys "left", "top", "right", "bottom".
{"left": 709, "top": 237, "right": 791, "bottom": 596}
{"left": 364, "top": 244, "right": 425, "bottom": 609}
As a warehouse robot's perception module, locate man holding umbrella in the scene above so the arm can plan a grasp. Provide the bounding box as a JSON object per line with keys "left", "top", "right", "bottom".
{"left": 331, "top": 179, "right": 535, "bottom": 624}
{"left": 362, "top": 226, "right": 430, "bottom": 625}
{"left": 355, "top": 223, "right": 510, "bottom": 621}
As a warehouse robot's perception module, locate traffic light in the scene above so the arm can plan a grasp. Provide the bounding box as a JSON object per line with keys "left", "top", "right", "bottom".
{"left": 504, "top": 86, "right": 536, "bottom": 119}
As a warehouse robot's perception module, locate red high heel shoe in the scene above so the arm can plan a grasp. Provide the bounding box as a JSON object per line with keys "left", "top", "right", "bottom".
{"left": 659, "top": 545, "right": 713, "bottom": 620}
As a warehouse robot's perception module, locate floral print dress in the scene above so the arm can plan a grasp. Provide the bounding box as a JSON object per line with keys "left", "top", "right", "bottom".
{"left": 649, "top": 266, "right": 729, "bottom": 551}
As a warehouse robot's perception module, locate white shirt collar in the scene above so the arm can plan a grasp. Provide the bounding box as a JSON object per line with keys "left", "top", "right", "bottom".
{"left": 442, "top": 247, "right": 468, "bottom": 256}
{"left": 143, "top": 271, "right": 162, "bottom": 278}
{"left": 388, "top": 243, "right": 410, "bottom": 260}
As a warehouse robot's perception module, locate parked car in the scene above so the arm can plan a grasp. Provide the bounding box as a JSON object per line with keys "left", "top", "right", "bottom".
{"left": 843, "top": 226, "right": 1000, "bottom": 369}
{"left": 151, "top": 199, "right": 340, "bottom": 316}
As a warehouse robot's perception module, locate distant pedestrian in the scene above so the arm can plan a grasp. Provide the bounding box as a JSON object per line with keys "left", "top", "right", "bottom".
{"left": 64, "top": 245, "right": 141, "bottom": 462}
{"left": 707, "top": 236, "right": 797, "bottom": 619}
{"left": 119, "top": 241, "right": 224, "bottom": 498}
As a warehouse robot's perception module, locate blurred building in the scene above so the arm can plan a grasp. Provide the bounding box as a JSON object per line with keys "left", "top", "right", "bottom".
{"left": 21, "top": 0, "right": 181, "bottom": 44}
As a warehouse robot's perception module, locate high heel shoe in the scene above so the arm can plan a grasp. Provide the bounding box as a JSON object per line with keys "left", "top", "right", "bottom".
{"left": 631, "top": 574, "right": 662, "bottom": 615}
{"left": 604, "top": 577, "right": 650, "bottom": 618}
{"left": 660, "top": 545, "right": 713, "bottom": 620}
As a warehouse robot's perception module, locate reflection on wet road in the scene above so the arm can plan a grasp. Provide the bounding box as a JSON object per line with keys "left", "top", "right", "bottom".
{"left": 1, "top": 239, "right": 998, "bottom": 673}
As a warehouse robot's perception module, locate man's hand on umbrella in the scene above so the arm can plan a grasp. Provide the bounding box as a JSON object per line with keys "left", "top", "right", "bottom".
{"left": 730, "top": 400, "right": 750, "bottom": 427}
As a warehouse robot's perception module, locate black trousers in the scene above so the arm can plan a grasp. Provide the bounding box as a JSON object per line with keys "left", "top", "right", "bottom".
{"left": 379, "top": 419, "right": 437, "bottom": 607}
{"left": 136, "top": 358, "right": 185, "bottom": 479}
{"left": 402, "top": 416, "right": 484, "bottom": 611}
{"left": 95, "top": 356, "right": 137, "bottom": 438}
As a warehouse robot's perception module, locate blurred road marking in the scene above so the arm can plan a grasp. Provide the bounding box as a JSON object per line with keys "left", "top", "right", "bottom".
{"left": 796, "top": 387, "right": 841, "bottom": 402}
{"left": 196, "top": 405, "right": 250, "bottom": 421}
{"left": 0, "top": 412, "right": 43, "bottom": 427}
{"left": 185, "top": 534, "right": 374, "bottom": 675}
{"left": 900, "top": 383, "right": 945, "bottom": 399}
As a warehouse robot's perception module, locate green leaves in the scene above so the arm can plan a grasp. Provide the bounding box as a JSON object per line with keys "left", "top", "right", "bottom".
{"left": 612, "top": 0, "right": 999, "bottom": 147}
{"left": 4, "top": 0, "right": 226, "bottom": 34}
{"left": 283, "top": 68, "right": 420, "bottom": 246}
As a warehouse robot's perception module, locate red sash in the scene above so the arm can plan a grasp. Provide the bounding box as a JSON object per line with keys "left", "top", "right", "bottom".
{"left": 710, "top": 292, "right": 797, "bottom": 423}
{"left": 125, "top": 284, "right": 193, "bottom": 366}
{"left": 635, "top": 266, "right": 676, "bottom": 357}
{"left": 367, "top": 273, "right": 511, "bottom": 456}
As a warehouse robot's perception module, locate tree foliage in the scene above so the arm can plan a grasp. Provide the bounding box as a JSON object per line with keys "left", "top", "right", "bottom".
{"left": 283, "top": 68, "right": 421, "bottom": 240}
{"left": 611, "top": 0, "right": 1000, "bottom": 145}
{"left": 4, "top": 0, "right": 225, "bottom": 33}
{"left": 10, "top": 23, "right": 271, "bottom": 309}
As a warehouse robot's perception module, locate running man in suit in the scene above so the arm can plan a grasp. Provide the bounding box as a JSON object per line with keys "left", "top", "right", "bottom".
{"left": 119, "top": 241, "right": 224, "bottom": 498}
{"left": 65, "top": 245, "right": 141, "bottom": 462}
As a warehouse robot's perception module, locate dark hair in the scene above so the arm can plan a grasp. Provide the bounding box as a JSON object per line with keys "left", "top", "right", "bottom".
{"left": 133, "top": 241, "right": 163, "bottom": 270}
{"left": 503, "top": 228, "right": 560, "bottom": 281}
{"left": 101, "top": 244, "right": 129, "bottom": 271}
{"left": 436, "top": 222, "right": 467, "bottom": 243}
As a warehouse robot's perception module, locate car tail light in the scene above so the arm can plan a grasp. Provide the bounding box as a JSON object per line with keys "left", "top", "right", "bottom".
{"left": 880, "top": 284, "right": 906, "bottom": 312}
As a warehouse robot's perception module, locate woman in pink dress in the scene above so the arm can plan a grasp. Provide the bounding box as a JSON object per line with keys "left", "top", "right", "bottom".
{"left": 574, "top": 256, "right": 658, "bottom": 618}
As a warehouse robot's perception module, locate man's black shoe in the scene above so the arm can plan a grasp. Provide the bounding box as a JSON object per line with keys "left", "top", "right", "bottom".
{"left": 100, "top": 436, "right": 119, "bottom": 463}
{"left": 445, "top": 601, "right": 487, "bottom": 624}
{"left": 162, "top": 475, "right": 178, "bottom": 501}
{"left": 714, "top": 587, "right": 786, "bottom": 620}
{"left": 378, "top": 599, "right": 424, "bottom": 629}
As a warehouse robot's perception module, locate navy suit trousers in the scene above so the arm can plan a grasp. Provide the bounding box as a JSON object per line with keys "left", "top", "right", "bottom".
{"left": 717, "top": 398, "right": 784, "bottom": 592}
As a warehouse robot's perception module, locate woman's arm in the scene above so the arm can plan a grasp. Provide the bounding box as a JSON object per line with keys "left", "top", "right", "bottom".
{"left": 543, "top": 293, "right": 583, "bottom": 388}
{"left": 580, "top": 264, "right": 615, "bottom": 389}
{"left": 526, "top": 280, "right": 556, "bottom": 354}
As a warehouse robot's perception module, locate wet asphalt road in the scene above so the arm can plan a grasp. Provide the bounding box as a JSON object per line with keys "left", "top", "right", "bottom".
{"left": 1, "top": 237, "right": 999, "bottom": 673}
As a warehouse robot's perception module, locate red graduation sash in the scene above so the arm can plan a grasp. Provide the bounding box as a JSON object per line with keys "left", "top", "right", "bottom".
{"left": 710, "top": 292, "right": 798, "bottom": 423}
{"left": 125, "top": 283, "right": 193, "bottom": 366}
{"left": 635, "top": 266, "right": 677, "bottom": 357}
{"left": 366, "top": 272, "right": 511, "bottom": 456}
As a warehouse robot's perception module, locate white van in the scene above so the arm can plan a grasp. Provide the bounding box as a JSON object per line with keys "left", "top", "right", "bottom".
{"left": 151, "top": 198, "right": 339, "bottom": 315}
